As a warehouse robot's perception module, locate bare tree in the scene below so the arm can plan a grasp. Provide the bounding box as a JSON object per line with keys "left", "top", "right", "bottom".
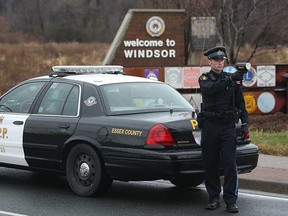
{"left": 211, "top": 0, "right": 288, "bottom": 63}
{"left": 143, "top": 0, "right": 288, "bottom": 64}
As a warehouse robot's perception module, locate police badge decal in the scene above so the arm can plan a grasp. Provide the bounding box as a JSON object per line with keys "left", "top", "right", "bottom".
{"left": 146, "top": 16, "right": 165, "bottom": 37}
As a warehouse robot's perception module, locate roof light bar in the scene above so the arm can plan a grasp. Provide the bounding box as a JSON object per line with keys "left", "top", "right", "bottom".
{"left": 51, "top": 65, "right": 124, "bottom": 74}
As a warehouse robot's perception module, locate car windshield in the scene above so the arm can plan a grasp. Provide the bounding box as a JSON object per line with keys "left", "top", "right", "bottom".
{"left": 100, "top": 82, "right": 192, "bottom": 115}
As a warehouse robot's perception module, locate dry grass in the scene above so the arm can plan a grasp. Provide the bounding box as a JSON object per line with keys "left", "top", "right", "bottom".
{"left": 249, "top": 113, "right": 288, "bottom": 132}
{"left": 0, "top": 42, "right": 110, "bottom": 94}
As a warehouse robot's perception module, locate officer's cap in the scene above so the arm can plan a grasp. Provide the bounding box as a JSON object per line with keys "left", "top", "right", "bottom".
{"left": 204, "top": 46, "right": 227, "bottom": 59}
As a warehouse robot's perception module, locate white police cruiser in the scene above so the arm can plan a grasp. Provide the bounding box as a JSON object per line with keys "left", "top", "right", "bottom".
{"left": 0, "top": 65, "right": 258, "bottom": 196}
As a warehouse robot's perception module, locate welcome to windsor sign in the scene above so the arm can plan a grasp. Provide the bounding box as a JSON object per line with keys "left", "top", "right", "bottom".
{"left": 103, "top": 9, "right": 185, "bottom": 67}
{"left": 122, "top": 38, "right": 176, "bottom": 59}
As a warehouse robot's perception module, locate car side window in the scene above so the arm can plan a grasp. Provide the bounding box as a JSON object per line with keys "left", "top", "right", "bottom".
{"left": 0, "top": 82, "right": 45, "bottom": 113}
{"left": 37, "top": 82, "right": 79, "bottom": 116}
{"left": 62, "top": 86, "right": 79, "bottom": 116}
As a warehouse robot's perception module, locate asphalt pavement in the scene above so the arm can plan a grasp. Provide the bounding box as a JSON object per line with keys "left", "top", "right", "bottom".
{"left": 238, "top": 154, "right": 288, "bottom": 195}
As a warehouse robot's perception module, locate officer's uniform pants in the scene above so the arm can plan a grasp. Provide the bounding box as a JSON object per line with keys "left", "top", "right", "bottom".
{"left": 201, "top": 119, "right": 238, "bottom": 204}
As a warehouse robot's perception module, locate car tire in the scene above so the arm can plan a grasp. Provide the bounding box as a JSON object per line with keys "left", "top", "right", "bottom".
{"left": 66, "top": 144, "right": 112, "bottom": 197}
{"left": 170, "top": 176, "right": 204, "bottom": 188}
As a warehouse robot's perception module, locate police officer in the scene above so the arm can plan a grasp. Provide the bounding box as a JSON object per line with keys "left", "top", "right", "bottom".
{"left": 198, "top": 46, "right": 249, "bottom": 213}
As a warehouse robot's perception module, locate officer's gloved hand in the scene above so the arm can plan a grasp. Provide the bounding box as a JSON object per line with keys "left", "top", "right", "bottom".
{"left": 230, "top": 71, "right": 243, "bottom": 81}
{"left": 241, "top": 123, "right": 249, "bottom": 140}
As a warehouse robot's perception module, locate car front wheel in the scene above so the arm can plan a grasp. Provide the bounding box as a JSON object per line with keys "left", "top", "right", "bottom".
{"left": 66, "top": 144, "right": 112, "bottom": 197}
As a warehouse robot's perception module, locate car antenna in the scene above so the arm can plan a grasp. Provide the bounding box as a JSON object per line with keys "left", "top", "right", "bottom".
{"left": 169, "top": 97, "right": 173, "bottom": 115}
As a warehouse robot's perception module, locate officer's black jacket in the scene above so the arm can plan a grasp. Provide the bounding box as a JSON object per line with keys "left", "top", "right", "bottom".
{"left": 199, "top": 70, "right": 248, "bottom": 124}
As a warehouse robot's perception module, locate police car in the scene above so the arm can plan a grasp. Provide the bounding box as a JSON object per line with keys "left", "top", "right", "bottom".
{"left": 0, "top": 65, "right": 258, "bottom": 197}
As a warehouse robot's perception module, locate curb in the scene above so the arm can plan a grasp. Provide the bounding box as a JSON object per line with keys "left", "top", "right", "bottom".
{"left": 237, "top": 166, "right": 288, "bottom": 195}
{"left": 238, "top": 178, "right": 288, "bottom": 195}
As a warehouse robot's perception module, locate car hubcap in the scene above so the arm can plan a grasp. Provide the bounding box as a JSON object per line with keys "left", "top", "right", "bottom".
{"left": 80, "top": 162, "right": 90, "bottom": 177}
{"left": 74, "top": 154, "right": 95, "bottom": 186}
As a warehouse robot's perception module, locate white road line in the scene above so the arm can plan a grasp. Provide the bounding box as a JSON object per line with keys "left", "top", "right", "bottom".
{"left": 0, "top": 210, "right": 28, "bottom": 216}
{"left": 240, "top": 192, "right": 288, "bottom": 202}
{"left": 139, "top": 180, "right": 288, "bottom": 202}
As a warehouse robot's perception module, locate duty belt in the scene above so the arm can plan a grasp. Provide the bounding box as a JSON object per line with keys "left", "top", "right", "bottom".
{"left": 197, "top": 110, "right": 240, "bottom": 128}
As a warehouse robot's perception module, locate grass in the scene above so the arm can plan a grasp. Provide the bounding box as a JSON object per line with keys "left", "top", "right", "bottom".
{"left": 250, "top": 130, "right": 288, "bottom": 156}
{"left": 0, "top": 42, "right": 110, "bottom": 94}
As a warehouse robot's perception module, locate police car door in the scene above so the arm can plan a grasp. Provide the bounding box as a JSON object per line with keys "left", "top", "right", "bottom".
{"left": 23, "top": 81, "right": 80, "bottom": 170}
{"left": 0, "top": 114, "right": 29, "bottom": 166}
{"left": 0, "top": 81, "right": 46, "bottom": 166}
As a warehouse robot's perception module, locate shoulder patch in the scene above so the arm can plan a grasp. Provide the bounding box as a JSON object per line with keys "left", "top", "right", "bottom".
{"left": 200, "top": 73, "right": 208, "bottom": 80}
